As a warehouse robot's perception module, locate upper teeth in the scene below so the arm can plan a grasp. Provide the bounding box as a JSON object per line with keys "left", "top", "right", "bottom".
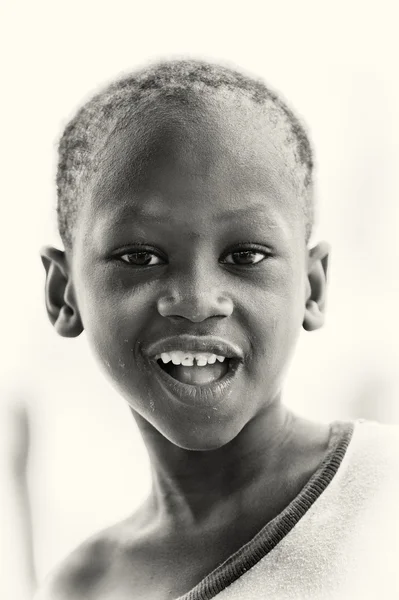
{"left": 155, "top": 351, "right": 226, "bottom": 366}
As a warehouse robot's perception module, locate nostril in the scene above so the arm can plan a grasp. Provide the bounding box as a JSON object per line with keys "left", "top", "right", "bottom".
{"left": 157, "top": 295, "right": 233, "bottom": 321}
{"left": 163, "top": 315, "right": 186, "bottom": 324}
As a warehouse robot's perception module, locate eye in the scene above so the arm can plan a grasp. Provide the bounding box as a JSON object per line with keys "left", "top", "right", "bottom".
{"left": 118, "top": 251, "right": 165, "bottom": 266}
{"left": 221, "top": 249, "right": 269, "bottom": 266}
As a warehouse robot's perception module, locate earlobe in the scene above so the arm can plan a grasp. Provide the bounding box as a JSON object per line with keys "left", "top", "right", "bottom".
{"left": 40, "top": 246, "right": 83, "bottom": 338}
{"left": 303, "top": 241, "right": 330, "bottom": 332}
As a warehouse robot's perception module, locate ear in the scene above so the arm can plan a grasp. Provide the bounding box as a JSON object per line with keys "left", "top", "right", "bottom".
{"left": 40, "top": 246, "right": 83, "bottom": 338}
{"left": 303, "top": 241, "right": 330, "bottom": 332}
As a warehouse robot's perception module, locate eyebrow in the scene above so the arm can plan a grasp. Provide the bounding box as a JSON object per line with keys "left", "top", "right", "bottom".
{"left": 218, "top": 203, "right": 268, "bottom": 221}
{"left": 111, "top": 201, "right": 269, "bottom": 223}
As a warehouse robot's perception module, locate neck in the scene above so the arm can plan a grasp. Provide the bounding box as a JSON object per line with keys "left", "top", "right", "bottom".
{"left": 132, "top": 399, "right": 310, "bottom": 530}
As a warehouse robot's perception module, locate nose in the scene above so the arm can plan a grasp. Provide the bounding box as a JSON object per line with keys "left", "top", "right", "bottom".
{"left": 157, "top": 293, "right": 233, "bottom": 322}
{"left": 157, "top": 270, "right": 234, "bottom": 323}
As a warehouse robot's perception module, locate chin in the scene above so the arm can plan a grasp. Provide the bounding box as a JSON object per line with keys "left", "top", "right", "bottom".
{"left": 160, "top": 419, "right": 243, "bottom": 452}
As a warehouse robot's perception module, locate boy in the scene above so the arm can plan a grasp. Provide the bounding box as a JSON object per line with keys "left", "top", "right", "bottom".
{"left": 37, "top": 60, "right": 399, "bottom": 599}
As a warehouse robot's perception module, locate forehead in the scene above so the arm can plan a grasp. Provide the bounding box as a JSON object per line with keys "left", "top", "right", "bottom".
{"left": 82, "top": 93, "right": 304, "bottom": 237}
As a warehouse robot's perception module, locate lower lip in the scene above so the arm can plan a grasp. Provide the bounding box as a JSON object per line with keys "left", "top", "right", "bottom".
{"left": 145, "top": 357, "right": 243, "bottom": 408}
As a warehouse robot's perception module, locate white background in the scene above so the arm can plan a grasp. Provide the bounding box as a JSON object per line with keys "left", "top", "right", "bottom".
{"left": 1, "top": 0, "right": 399, "bottom": 586}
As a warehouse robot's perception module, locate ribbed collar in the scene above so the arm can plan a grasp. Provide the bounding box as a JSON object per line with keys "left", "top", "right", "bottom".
{"left": 177, "top": 420, "right": 354, "bottom": 600}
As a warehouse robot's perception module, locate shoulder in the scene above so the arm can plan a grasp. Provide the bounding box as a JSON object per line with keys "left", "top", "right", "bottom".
{"left": 350, "top": 419, "right": 399, "bottom": 460}
{"left": 34, "top": 533, "right": 119, "bottom": 600}
{"left": 339, "top": 419, "right": 399, "bottom": 489}
{"left": 35, "top": 503, "right": 158, "bottom": 600}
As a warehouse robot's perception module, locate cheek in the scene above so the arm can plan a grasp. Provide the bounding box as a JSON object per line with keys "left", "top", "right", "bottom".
{"left": 77, "top": 264, "right": 147, "bottom": 326}
{"left": 248, "top": 266, "right": 306, "bottom": 363}
{"left": 273, "top": 283, "right": 307, "bottom": 370}
{"left": 75, "top": 267, "right": 156, "bottom": 365}
{"left": 254, "top": 294, "right": 302, "bottom": 350}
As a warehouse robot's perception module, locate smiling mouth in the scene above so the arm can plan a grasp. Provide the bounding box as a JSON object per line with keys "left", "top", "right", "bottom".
{"left": 146, "top": 354, "right": 242, "bottom": 406}
{"left": 157, "top": 358, "right": 231, "bottom": 385}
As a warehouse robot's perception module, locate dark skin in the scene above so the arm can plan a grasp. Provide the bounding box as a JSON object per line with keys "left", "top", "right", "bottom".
{"left": 38, "top": 95, "right": 330, "bottom": 599}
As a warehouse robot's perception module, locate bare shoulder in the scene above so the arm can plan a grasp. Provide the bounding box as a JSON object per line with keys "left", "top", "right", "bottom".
{"left": 33, "top": 531, "right": 120, "bottom": 600}
{"left": 34, "top": 505, "right": 175, "bottom": 600}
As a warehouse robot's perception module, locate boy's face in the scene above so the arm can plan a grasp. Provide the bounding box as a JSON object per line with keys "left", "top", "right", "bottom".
{"left": 63, "top": 96, "right": 314, "bottom": 450}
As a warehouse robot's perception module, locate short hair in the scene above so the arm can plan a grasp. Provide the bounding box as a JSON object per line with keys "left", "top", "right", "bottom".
{"left": 56, "top": 59, "right": 314, "bottom": 249}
